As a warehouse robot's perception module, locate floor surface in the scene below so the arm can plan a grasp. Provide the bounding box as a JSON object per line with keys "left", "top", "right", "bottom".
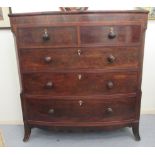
{"left": 0, "top": 115, "right": 155, "bottom": 147}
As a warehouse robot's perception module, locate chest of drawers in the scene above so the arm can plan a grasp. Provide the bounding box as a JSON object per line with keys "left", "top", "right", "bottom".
{"left": 9, "top": 10, "right": 148, "bottom": 142}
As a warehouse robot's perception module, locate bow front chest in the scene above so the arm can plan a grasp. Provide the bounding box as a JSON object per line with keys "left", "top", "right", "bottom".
{"left": 9, "top": 10, "right": 148, "bottom": 141}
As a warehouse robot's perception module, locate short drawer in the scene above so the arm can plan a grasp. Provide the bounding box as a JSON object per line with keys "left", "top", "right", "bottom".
{"left": 20, "top": 47, "right": 139, "bottom": 72}
{"left": 80, "top": 25, "right": 141, "bottom": 45}
{"left": 26, "top": 96, "right": 136, "bottom": 122}
{"left": 17, "top": 26, "right": 77, "bottom": 47}
{"left": 23, "top": 72, "right": 138, "bottom": 96}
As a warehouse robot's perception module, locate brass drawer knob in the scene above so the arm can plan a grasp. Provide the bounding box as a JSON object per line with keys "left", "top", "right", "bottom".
{"left": 48, "top": 109, "right": 55, "bottom": 114}
{"left": 77, "top": 49, "right": 82, "bottom": 56}
{"left": 78, "top": 74, "right": 82, "bottom": 80}
{"left": 45, "top": 81, "right": 53, "bottom": 89}
{"left": 107, "top": 81, "right": 114, "bottom": 89}
{"left": 106, "top": 107, "right": 113, "bottom": 114}
{"left": 42, "top": 29, "right": 50, "bottom": 41}
{"left": 108, "top": 27, "right": 116, "bottom": 39}
{"left": 107, "top": 54, "right": 115, "bottom": 63}
{"left": 44, "top": 56, "right": 52, "bottom": 63}
{"left": 78, "top": 100, "right": 84, "bottom": 106}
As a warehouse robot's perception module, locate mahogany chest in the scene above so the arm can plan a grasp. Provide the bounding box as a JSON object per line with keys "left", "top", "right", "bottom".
{"left": 9, "top": 10, "right": 148, "bottom": 141}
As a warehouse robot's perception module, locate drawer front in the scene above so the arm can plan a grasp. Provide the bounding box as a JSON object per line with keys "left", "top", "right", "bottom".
{"left": 17, "top": 26, "right": 77, "bottom": 47}
{"left": 26, "top": 96, "right": 136, "bottom": 122}
{"left": 80, "top": 25, "right": 141, "bottom": 45}
{"left": 20, "top": 47, "right": 139, "bottom": 72}
{"left": 23, "top": 72, "right": 138, "bottom": 96}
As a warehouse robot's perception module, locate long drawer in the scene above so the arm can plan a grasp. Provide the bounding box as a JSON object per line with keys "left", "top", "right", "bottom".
{"left": 23, "top": 72, "right": 138, "bottom": 96}
{"left": 20, "top": 47, "right": 139, "bottom": 72}
{"left": 25, "top": 96, "right": 136, "bottom": 122}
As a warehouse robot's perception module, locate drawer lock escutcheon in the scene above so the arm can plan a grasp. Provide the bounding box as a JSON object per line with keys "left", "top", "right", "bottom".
{"left": 42, "top": 29, "right": 50, "bottom": 41}
{"left": 78, "top": 74, "right": 82, "bottom": 80}
{"left": 78, "top": 100, "right": 84, "bottom": 106}
{"left": 77, "top": 49, "right": 82, "bottom": 56}
{"left": 108, "top": 27, "right": 116, "bottom": 39}
{"left": 45, "top": 81, "right": 53, "bottom": 89}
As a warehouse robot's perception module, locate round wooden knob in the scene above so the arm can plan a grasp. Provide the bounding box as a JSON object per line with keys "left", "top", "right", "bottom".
{"left": 107, "top": 81, "right": 114, "bottom": 89}
{"left": 107, "top": 54, "right": 115, "bottom": 63}
{"left": 108, "top": 27, "right": 116, "bottom": 39}
{"left": 44, "top": 56, "right": 52, "bottom": 63}
{"left": 106, "top": 107, "right": 113, "bottom": 114}
{"left": 42, "top": 29, "right": 50, "bottom": 41}
{"left": 45, "top": 81, "right": 53, "bottom": 89}
{"left": 48, "top": 109, "right": 54, "bottom": 114}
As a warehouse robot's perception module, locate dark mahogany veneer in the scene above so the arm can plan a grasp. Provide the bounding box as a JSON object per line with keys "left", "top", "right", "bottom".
{"left": 9, "top": 10, "right": 148, "bottom": 142}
